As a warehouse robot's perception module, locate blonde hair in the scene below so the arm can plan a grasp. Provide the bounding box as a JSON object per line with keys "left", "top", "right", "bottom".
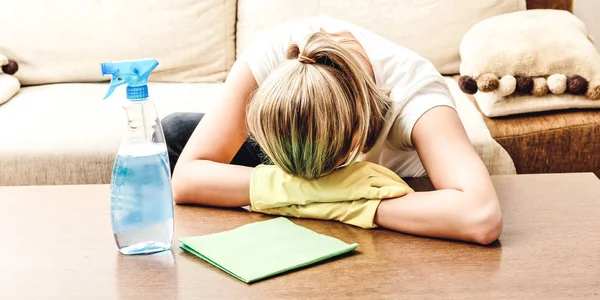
{"left": 246, "top": 32, "right": 391, "bottom": 180}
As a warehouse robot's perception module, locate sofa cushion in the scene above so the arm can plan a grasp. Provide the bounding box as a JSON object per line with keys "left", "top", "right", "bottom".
{"left": 236, "top": 0, "right": 525, "bottom": 75}
{"left": 459, "top": 9, "right": 598, "bottom": 81}
{"left": 0, "top": 0, "right": 236, "bottom": 85}
{"left": 458, "top": 9, "right": 600, "bottom": 116}
{"left": 479, "top": 107, "right": 600, "bottom": 177}
{"left": 456, "top": 74, "right": 600, "bottom": 177}
{"left": 0, "top": 83, "right": 223, "bottom": 186}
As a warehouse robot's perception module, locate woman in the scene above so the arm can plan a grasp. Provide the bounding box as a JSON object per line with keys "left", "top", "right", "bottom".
{"left": 162, "top": 15, "right": 502, "bottom": 245}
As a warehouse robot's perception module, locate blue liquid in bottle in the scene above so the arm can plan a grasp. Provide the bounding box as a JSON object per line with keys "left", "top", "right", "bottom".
{"left": 110, "top": 144, "right": 174, "bottom": 255}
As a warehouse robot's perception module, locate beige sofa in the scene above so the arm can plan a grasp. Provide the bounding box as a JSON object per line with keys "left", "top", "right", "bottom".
{"left": 0, "top": 0, "right": 550, "bottom": 186}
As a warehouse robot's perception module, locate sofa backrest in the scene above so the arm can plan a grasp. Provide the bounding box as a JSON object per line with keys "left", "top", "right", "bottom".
{"left": 0, "top": 0, "right": 572, "bottom": 86}
{"left": 0, "top": 0, "right": 236, "bottom": 85}
{"left": 236, "top": 0, "right": 527, "bottom": 75}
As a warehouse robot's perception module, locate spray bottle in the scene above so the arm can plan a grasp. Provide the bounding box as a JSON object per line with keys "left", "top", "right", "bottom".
{"left": 101, "top": 58, "right": 174, "bottom": 255}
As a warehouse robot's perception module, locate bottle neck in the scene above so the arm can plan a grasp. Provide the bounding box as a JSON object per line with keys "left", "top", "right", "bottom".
{"left": 126, "top": 85, "right": 149, "bottom": 101}
{"left": 122, "top": 99, "right": 164, "bottom": 146}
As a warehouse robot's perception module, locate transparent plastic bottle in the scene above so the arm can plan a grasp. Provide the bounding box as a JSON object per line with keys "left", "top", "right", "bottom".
{"left": 101, "top": 59, "right": 174, "bottom": 255}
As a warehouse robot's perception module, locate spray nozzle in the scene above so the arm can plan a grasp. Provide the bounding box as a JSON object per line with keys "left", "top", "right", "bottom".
{"left": 100, "top": 58, "right": 159, "bottom": 100}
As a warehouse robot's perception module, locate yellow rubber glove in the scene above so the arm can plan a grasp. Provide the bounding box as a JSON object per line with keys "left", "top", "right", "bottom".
{"left": 249, "top": 161, "right": 414, "bottom": 228}
{"left": 253, "top": 200, "right": 384, "bottom": 229}
{"left": 250, "top": 161, "right": 413, "bottom": 209}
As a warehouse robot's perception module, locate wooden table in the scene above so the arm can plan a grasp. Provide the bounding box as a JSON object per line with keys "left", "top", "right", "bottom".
{"left": 1, "top": 173, "right": 599, "bottom": 299}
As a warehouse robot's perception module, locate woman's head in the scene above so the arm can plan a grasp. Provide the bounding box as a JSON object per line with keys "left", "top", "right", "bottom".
{"left": 246, "top": 31, "right": 390, "bottom": 180}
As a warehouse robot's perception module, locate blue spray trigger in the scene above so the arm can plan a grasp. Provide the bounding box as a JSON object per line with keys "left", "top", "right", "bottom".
{"left": 101, "top": 58, "right": 159, "bottom": 100}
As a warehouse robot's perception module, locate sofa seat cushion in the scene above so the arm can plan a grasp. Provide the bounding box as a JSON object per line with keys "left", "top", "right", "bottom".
{"left": 479, "top": 107, "right": 600, "bottom": 177}
{"left": 0, "top": 83, "right": 223, "bottom": 186}
{"left": 0, "top": 78, "right": 516, "bottom": 186}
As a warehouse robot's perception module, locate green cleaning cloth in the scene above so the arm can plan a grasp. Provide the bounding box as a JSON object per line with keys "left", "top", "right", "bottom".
{"left": 178, "top": 217, "right": 358, "bottom": 283}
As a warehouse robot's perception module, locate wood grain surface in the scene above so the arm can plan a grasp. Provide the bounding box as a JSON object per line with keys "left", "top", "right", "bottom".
{"left": 0, "top": 173, "right": 599, "bottom": 299}
{"left": 527, "top": 0, "right": 573, "bottom": 12}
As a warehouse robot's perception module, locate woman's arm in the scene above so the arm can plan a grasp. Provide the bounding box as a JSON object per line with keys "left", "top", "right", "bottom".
{"left": 374, "top": 106, "right": 503, "bottom": 245}
{"left": 171, "top": 60, "right": 257, "bottom": 207}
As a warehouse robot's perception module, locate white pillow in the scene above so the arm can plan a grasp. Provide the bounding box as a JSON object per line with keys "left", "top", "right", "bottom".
{"left": 460, "top": 9, "right": 600, "bottom": 81}
{"left": 458, "top": 9, "right": 600, "bottom": 116}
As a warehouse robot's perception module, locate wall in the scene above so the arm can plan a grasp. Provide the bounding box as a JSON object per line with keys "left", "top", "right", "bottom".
{"left": 574, "top": 0, "right": 600, "bottom": 52}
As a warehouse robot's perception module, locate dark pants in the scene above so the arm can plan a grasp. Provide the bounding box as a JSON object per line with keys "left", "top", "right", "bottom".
{"left": 161, "top": 112, "right": 267, "bottom": 173}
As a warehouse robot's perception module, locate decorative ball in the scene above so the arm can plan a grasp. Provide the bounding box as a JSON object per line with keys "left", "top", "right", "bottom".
{"left": 477, "top": 73, "right": 499, "bottom": 92}
{"left": 585, "top": 80, "right": 600, "bottom": 100}
{"left": 458, "top": 75, "right": 478, "bottom": 94}
{"left": 1, "top": 60, "right": 18, "bottom": 75}
{"left": 567, "top": 75, "right": 588, "bottom": 95}
{"left": 497, "top": 75, "right": 516, "bottom": 96}
{"left": 532, "top": 77, "right": 549, "bottom": 96}
{"left": 515, "top": 76, "right": 534, "bottom": 94}
{"left": 547, "top": 74, "right": 567, "bottom": 94}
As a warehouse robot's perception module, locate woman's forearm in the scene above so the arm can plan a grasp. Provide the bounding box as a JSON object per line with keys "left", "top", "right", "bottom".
{"left": 171, "top": 160, "right": 253, "bottom": 207}
{"left": 374, "top": 189, "right": 502, "bottom": 245}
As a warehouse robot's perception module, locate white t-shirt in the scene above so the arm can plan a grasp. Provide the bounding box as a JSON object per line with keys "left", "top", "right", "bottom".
{"left": 240, "top": 15, "right": 456, "bottom": 177}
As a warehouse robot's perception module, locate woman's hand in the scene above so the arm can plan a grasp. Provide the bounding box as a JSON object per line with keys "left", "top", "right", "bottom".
{"left": 374, "top": 105, "right": 503, "bottom": 245}
{"left": 249, "top": 161, "right": 413, "bottom": 229}
{"left": 249, "top": 161, "right": 413, "bottom": 210}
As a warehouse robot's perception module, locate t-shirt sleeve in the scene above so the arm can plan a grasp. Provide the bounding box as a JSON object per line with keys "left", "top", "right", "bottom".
{"left": 387, "top": 79, "right": 457, "bottom": 151}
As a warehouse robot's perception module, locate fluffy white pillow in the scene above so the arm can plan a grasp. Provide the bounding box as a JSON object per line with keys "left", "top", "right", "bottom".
{"left": 457, "top": 9, "right": 600, "bottom": 116}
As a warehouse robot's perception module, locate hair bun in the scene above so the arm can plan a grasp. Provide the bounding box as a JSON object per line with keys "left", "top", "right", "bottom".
{"left": 287, "top": 43, "right": 316, "bottom": 64}
{"left": 286, "top": 44, "right": 300, "bottom": 59}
